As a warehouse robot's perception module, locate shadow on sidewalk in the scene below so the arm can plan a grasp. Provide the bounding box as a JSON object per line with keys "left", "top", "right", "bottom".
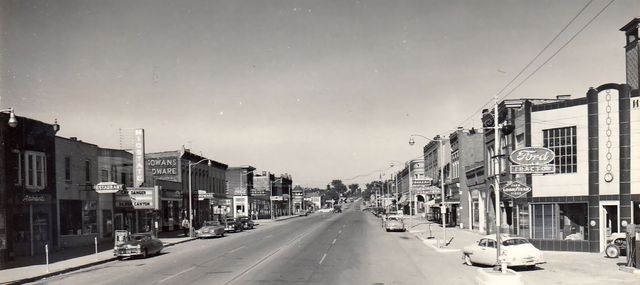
{"left": 2, "top": 241, "right": 114, "bottom": 270}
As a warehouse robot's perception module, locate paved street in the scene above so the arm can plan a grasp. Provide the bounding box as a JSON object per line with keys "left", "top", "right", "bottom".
{"left": 31, "top": 203, "right": 479, "bottom": 285}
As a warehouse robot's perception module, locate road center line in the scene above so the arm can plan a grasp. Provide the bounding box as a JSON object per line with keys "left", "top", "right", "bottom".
{"left": 228, "top": 245, "right": 246, "bottom": 253}
{"left": 319, "top": 253, "right": 327, "bottom": 264}
{"left": 338, "top": 230, "right": 342, "bottom": 234}
{"left": 263, "top": 234, "right": 273, "bottom": 239}
{"left": 332, "top": 238, "right": 337, "bottom": 245}
{"left": 158, "top": 266, "right": 195, "bottom": 283}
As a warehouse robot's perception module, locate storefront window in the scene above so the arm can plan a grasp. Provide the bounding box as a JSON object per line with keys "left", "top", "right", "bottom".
{"left": 532, "top": 203, "right": 587, "bottom": 240}
{"left": 60, "top": 200, "right": 82, "bottom": 235}
{"left": 83, "top": 201, "right": 98, "bottom": 234}
{"left": 634, "top": 201, "right": 640, "bottom": 225}
{"left": 518, "top": 203, "right": 530, "bottom": 238}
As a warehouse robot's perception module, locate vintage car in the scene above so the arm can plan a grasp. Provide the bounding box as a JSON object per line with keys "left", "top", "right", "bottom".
{"left": 462, "top": 235, "right": 545, "bottom": 269}
{"left": 224, "top": 217, "right": 244, "bottom": 232}
{"left": 195, "top": 220, "right": 226, "bottom": 238}
{"left": 384, "top": 215, "right": 406, "bottom": 232}
{"left": 605, "top": 232, "right": 627, "bottom": 258}
{"left": 238, "top": 216, "right": 255, "bottom": 230}
{"left": 114, "top": 233, "right": 163, "bottom": 260}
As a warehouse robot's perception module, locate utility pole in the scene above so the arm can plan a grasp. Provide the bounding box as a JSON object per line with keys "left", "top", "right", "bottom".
{"left": 493, "top": 96, "right": 503, "bottom": 272}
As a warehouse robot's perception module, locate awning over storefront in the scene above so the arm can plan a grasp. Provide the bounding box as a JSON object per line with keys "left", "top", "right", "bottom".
{"left": 425, "top": 199, "right": 436, "bottom": 207}
{"left": 398, "top": 195, "right": 408, "bottom": 205}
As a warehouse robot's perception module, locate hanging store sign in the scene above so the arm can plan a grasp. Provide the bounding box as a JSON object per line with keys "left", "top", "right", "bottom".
{"left": 270, "top": 196, "right": 283, "bottom": 201}
{"left": 502, "top": 181, "right": 532, "bottom": 199}
{"left": 116, "top": 186, "right": 160, "bottom": 210}
{"left": 94, "top": 182, "right": 124, "bottom": 194}
{"left": 510, "top": 164, "right": 555, "bottom": 174}
{"left": 509, "top": 147, "right": 555, "bottom": 174}
{"left": 133, "top": 129, "right": 145, "bottom": 187}
{"left": 509, "top": 147, "right": 554, "bottom": 165}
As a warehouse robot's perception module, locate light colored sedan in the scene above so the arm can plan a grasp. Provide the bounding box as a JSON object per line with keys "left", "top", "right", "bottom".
{"left": 384, "top": 215, "right": 406, "bottom": 232}
{"left": 196, "top": 220, "right": 226, "bottom": 238}
{"left": 462, "top": 235, "right": 545, "bottom": 269}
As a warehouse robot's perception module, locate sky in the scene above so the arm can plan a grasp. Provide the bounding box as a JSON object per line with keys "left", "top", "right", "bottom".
{"left": 1, "top": 0, "right": 638, "bottom": 188}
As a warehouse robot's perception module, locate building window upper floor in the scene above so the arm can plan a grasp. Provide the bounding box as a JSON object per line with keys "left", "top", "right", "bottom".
{"left": 543, "top": 126, "right": 577, "bottom": 174}
{"left": 451, "top": 150, "right": 459, "bottom": 179}
{"left": 25, "top": 151, "right": 47, "bottom": 190}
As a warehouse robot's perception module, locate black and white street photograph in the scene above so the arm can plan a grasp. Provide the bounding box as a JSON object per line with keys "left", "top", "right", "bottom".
{"left": 1, "top": 0, "right": 640, "bottom": 284}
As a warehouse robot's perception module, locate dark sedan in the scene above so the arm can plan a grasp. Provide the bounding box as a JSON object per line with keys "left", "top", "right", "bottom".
{"left": 114, "top": 233, "right": 163, "bottom": 260}
{"left": 238, "top": 216, "right": 255, "bottom": 230}
{"left": 224, "top": 217, "right": 244, "bottom": 232}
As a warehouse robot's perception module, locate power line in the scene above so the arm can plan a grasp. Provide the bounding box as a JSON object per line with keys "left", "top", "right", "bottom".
{"left": 457, "top": 0, "right": 603, "bottom": 128}
{"left": 499, "top": 0, "right": 616, "bottom": 102}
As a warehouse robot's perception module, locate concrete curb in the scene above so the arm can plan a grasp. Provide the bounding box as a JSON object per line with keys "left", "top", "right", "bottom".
{"left": 415, "top": 234, "right": 460, "bottom": 253}
{"left": 619, "top": 265, "right": 640, "bottom": 275}
{"left": 2, "top": 238, "right": 197, "bottom": 285}
{"left": 476, "top": 268, "right": 523, "bottom": 285}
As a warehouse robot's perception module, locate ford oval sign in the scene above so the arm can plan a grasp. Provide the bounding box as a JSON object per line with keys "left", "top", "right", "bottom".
{"left": 509, "top": 147, "right": 555, "bottom": 165}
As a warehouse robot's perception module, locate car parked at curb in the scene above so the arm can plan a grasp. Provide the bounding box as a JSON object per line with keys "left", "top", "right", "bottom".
{"left": 238, "top": 216, "right": 255, "bottom": 230}
{"left": 224, "top": 217, "right": 243, "bottom": 233}
{"left": 462, "top": 235, "right": 545, "bottom": 269}
{"left": 114, "top": 233, "right": 163, "bottom": 260}
{"left": 195, "top": 220, "right": 226, "bottom": 238}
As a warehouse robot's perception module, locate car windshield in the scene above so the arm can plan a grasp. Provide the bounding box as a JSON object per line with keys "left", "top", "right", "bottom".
{"left": 203, "top": 221, "right": 220, "bottom": 226}
{"left": 502, "top": 238, "right": 530, "bottom": 246}
{"left": 226, "top": 219, "right": 235, "bottom": 222}
{"left": 130, "top": 235, "right": 149, "bottom": 241}
{"left": 388, "top": 217, "right": 399, "bottom": 221}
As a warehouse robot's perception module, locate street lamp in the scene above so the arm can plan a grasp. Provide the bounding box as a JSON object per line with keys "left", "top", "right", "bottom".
{"left": 1, "top": 107, "right": 18, "bottom": 128}
{"left": 410, "top": 134, "right": 449, "bottom": 247}
{"left": 188, "top": 158, "right": 211, "bottom": 237}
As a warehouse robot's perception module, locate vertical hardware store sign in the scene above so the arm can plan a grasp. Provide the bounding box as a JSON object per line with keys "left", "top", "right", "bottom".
{"left": 116, "top": 186, "right": 160, "bottom": 210}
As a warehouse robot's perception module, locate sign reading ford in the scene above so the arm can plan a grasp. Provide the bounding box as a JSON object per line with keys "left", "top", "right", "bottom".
{"left": 509, "top": 147, "right": 555, "bottom": 165}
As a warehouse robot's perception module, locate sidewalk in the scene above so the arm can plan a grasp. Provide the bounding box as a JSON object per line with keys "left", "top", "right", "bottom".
{"left": 404, "top": 217, "right": 483, "bottom": 253}
{"left": 0, "top": 231, "right": 195, "bottom": 285}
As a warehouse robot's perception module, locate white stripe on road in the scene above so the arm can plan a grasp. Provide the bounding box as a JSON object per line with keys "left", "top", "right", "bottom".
{"left": 263, "top": 234, "right": 272, "bottom": 239}
{"left": 158, "top": 266, "right": 195, "bottom": 283}
{"left": 338, "top": 230, "right": 342, "bottom": 234}
{"left": 332, "top": 238, "right": 337, "bottom": 245}
{"left": 319, "top": 253, "right": 327, "bottom": 265}
{"left": 229, "top": 245, "right": 246, "bottom": 253}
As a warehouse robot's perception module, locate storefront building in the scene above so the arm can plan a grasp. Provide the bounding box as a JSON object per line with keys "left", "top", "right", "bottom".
{"left": 97, "top": 148, "right": 133, "bottom": 236}
{"left": 226, "top": 166, "right": 255, "bottom": 218}
{"left": 424, "top": 138, "right": 450, "bottom": 221}
{"left": 449, "top": 128, "right": 484, "bottom": 230}
{"left": 0, "top": 115, "right": 58, "bottom": 267}
{"left": 146, "top": 150, "right": 228, "bottom": 230}
{"left": 55, "top": 137, "right": 103, "bottom": 248}
{"left": 252, "top": 172, "right": 274, "bottom": 219}
{"left": 272, "top": 174, "right": 293, "bottom": 217}
{"left": 527, "top": 83, "right": 639, "bottom": 252}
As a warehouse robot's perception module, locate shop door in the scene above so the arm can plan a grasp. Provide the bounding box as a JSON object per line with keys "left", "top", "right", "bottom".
{"left": 114, "top": 213, "right": 124, "bottom": 231}
{"left": 599, "top": 202, "right": 619, "bottom": 252}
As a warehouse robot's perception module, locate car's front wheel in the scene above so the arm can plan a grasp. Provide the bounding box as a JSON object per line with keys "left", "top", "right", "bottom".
{"left": 463, "top": 254, "right": 473, "bottom": 266}
{"left": 605, "top": 244, "right": 620, "bottom": 258}
{"left": 142, "top": 248, "right": 148, "bottom": 259}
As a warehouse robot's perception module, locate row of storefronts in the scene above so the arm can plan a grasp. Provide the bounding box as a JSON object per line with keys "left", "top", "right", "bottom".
{"left": 0, "top": 119, "right": 298, "bottom": 267}
{"left": 387, "top": 18, "right": 640, "bottom": 253}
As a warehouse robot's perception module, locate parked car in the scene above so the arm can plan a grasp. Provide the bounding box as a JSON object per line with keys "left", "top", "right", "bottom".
{"left": 224, "top": 217, "right": 243, "bottom": 232}
{"left": 462, "top": 235, "right": 545, "bottom": 269}
{"left": 384, "top": 215, "right": 406, "bottom": 232}
{"left": 195, "top": 220, "right": 226, "bottom": 238}
{"left": 238, "top": 216, "right": 255, "bottom": 230}
{"left": 333, "top": 205, "right": 342, "bottom": 213}
{"left": 605, "top": 232, "right": 627, "bottom": 258}
{"left": 114, "top": 233, "right": 163, "bottom": 260}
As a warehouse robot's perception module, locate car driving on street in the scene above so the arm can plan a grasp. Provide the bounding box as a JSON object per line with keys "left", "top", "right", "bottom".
{"left": 384, "top": 215, "right": 406, "bottom": 232}
{"left": 114, "top": 233, "right": 163, "bottom": 260}
{"left": 195, "top": 220, "right": 226, "bottom": 238}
